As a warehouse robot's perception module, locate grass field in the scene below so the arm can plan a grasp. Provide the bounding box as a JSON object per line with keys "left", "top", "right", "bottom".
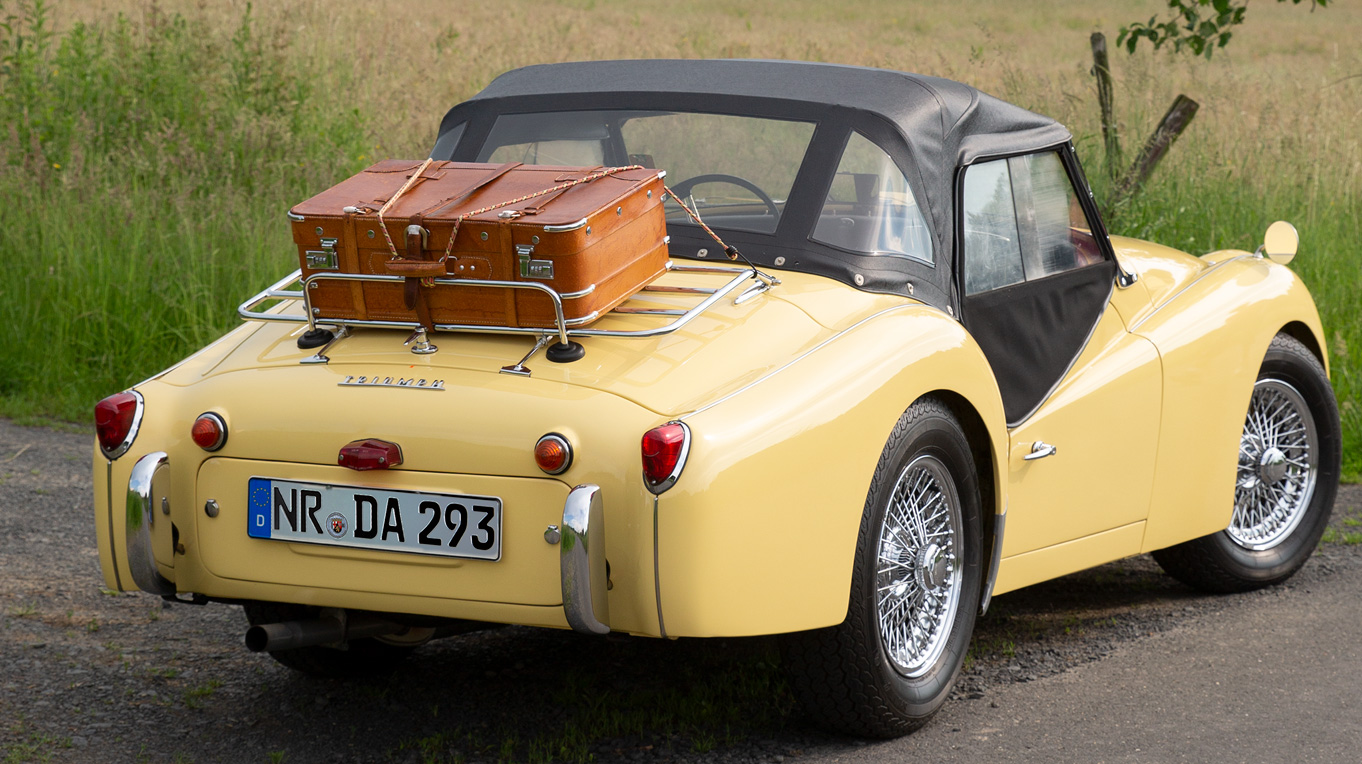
{"left": 2, "top": 0, "right": 1359, "bottom": 479}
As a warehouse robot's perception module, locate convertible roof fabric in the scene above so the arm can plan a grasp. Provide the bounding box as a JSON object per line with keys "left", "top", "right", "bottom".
{"left": 431, "top": 59, "right": 1078, "bottom": 311}
{"left": 466, "top": 59, "right": 1071, "bottom": 166}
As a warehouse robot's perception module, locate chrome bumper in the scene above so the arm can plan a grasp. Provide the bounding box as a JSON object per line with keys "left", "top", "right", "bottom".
{"left": 560, "top": 484, "right": 610, "bottom": 634}
{"left": 125, "top": 452, "right": 176, "bottom": 595}
{"left": 121, "top": 458, "right": 609, "bottom": 633}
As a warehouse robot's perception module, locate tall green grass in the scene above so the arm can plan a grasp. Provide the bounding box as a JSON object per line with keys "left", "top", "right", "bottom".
{"left": 0, "top": 0, "right": 369, "bottom": 420}
{"left": 1, "top": 1, "right": 1358, "bottom": 479}
{"left": 1083, "top": 127, "right": 1362, "bottom": 481}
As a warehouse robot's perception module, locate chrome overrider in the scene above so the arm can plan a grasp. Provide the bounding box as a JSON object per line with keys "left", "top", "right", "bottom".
{"left": 126, "top": 452, "right": 176, "bottom": 596}
{"left": 122, "top": 461, "right": 612, "bottom": 635}
{"left": 560, "top": 484, "right": 611, "bottom": 635}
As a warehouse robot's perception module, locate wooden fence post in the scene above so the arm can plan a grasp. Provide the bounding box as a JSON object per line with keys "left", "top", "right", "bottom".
{"left": 1112, "top": 94, "right": 1199, "bottom": 206}
{"left": 1091, "top": 32, "right": 1120, "bottom": 178}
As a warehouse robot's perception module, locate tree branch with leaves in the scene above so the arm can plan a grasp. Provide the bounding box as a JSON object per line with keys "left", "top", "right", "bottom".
{"left": 1119, "top": 0, "right": 1328, "bottom": 59}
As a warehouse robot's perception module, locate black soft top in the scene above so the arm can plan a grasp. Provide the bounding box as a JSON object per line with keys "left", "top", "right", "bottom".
{"left": 430, "top": 59, "right": 1077, "bottom": 310}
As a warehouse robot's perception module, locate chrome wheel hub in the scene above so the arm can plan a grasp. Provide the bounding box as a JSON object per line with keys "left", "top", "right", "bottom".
{"left": 1257, "top": 446, "right": 1288, "bottom": 486}
{"left": 876, "top": 454, "right": 963, "bottom": 678}
{"left": 1229, "top": 379, "right": 1318, "bottom": 551}
{"left": 916, "top": 543, "right": 949, "bottom": 591}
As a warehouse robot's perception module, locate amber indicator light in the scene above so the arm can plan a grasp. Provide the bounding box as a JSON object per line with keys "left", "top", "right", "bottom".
{"left": 534, "top": 434, "right": 573, "bottom": 475}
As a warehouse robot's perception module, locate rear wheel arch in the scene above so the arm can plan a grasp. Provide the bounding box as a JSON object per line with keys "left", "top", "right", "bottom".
{"left": 928, "top": 389, "right": 1002, "bottom": 611}
{"left": 780, "top": 394, "right": 985, "bottom": 737}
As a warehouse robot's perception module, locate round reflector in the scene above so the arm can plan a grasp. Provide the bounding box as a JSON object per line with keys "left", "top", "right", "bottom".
{"left": 94, "top": 391, "right": 143, "bottom": 459}
{"left": 191, "top": 412, "right": 228, "bottom": 452}
{"left": 534, "top": 434, "right": 573, "bottom": 475}
{"left": 641, "top": 421, "right": 690, "bottom": 494}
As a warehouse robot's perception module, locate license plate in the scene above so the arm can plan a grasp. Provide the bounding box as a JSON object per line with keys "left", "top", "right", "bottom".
{"left": 246, "top": 477, "right": 501, "bottom": 561}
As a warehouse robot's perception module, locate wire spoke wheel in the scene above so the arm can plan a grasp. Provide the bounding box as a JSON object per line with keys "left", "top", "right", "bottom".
{"left": 875, "top": 454, "right": 963, "bottom": 677}
{"left": 1228, "top": 378, "right": 1319, "bottom": 551}
{"left": 778, "top": 398, "right": 982, "bottom": 738}
{"left": 1152, "top": 334, "right": 1340, "bottom": 594}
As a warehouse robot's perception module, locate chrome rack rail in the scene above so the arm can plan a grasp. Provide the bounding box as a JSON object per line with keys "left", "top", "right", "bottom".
{"left": 237, "top": 263, "right": 778, "bottom": 361}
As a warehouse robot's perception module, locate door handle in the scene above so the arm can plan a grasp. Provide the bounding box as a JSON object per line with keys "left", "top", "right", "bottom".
{"left": 1024, "top": 441, "right": 1058, "bottom": 461}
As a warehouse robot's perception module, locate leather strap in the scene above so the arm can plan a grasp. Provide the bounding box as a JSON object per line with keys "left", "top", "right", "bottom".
{"left": 417, "top": 161, "right": 524, "bottom": 219}
{"left": 522, "top": 166, "right": 604, "bottom": 215}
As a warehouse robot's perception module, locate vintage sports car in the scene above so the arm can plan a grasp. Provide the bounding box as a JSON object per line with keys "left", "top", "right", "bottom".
{"left": 93, "top": 60, "right": 1340, "bottom": 737}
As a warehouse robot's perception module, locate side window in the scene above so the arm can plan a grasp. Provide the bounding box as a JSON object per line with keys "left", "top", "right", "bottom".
{"left": 962, "top": 160, "right": 1024, "bottom": 294}
{"left": 812, "top": 131, "right": 933, "bottom": 265}
{"left": 962, "top": 151, "right": 1104, "bottom": 295}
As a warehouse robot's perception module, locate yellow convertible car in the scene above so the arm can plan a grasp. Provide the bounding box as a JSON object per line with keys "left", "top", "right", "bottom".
{"left": 93, "top": 60, "right": 1340, "bottom": 737}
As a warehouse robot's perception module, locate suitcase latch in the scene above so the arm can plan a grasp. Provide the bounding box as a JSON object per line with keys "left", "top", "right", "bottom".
{"left": 517, "top": 245, "right": 554, "bottom": 280}
{"left": 305, "top": 238, "right": 339, "bottom": 270}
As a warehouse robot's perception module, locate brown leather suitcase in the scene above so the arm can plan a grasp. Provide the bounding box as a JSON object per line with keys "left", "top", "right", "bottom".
{"left": 288, "top": 160, "right": 669, "bottom": 329}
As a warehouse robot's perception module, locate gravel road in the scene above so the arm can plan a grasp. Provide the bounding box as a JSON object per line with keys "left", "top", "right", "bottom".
{"left": 2, "top": 418, "right": 1359, "bottom": 763}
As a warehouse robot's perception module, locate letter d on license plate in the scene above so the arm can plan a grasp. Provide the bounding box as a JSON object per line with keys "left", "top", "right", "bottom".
{"left": 247, "top": 477, "right": 501, "bottom": 561}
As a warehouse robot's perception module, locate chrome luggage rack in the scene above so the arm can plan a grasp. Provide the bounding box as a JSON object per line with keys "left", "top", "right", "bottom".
{"left": 237, "top": 263, "right": 779, "bottom": 369}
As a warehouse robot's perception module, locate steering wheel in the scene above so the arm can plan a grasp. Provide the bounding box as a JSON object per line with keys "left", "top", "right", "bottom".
{"left": 668, "top": 173, "right": 781, "bottom": 221}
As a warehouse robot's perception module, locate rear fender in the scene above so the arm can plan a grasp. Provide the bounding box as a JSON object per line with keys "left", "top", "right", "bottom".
{"left": 657, "top": 305, "right": 1007, "bottom": 637}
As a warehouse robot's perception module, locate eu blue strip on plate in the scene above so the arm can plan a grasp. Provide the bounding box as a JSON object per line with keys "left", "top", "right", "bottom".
{"left": 247, "top": 477, "right": 272, "bottom": 539}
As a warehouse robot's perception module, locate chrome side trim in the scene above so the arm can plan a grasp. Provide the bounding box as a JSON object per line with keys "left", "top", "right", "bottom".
{"left": 105, "top": 460, "right": 123, "bottom": 591}
{"left": 126, "top": 452, "right": 176, "bottom": 596}
{"left": 653, "top": 493, "right": 667, "bottom": 638}
{"left": 561, "top": 484, "right": 610, "bottom": 635}
{"left": 101, "top": 390, "right": 145, "bottom": 460}
{"left": 543, "top": 218, "right": 588, "bottom": 233}
{"left": 980, "top": 506, "right": 1006, "bottom": 616}
{"left": 1130, "top": 254, "right": 1249, "bottom": 333}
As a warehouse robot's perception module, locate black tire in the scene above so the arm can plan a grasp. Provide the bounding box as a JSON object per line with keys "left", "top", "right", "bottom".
{"left": 243, "top": 602, "right": 414, "bottom": 678}
{"left": 780, "top": 398, "right": 984, "bottom": 738}
{"left": 1153, "top": 333, "right": 1341, "bottom": 593}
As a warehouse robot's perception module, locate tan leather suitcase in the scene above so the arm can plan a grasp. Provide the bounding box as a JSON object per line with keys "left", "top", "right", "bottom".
{"left": 288, "top": 160, "right": 669, "bottom": 329}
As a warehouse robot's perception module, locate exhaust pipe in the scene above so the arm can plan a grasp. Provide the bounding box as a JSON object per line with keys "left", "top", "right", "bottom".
{"left": 245, "top": 612, "right": 407, "bottom": 652}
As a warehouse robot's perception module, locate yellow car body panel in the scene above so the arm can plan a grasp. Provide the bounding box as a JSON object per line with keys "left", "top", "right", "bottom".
{"left": 1128, "top": 252, "right": 1327, "bottom": 552}
{"left": 94, "top": 267, "right": 1013, "bottom": 638}
{"left": 658, "top": 305, "right": 1007, "bottom": 637}
{"left": 94, "top": 241, "right": 1327, "bottom": 638}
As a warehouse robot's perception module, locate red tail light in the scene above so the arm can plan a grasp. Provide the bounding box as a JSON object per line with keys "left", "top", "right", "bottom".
{"left": 94, "top": 391, "right": 143, "bottom": 459}
{"left": 191, "top": 412, "right": 228, "bottom": 451}
{"left": 641, "top": 421, "right": 690, "bottom": 494}
{"left": 338, "top": 439, "right": 403, "bottom": 471}
{"left": 534, "top": 433, "right": 573, "bottom": 475}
